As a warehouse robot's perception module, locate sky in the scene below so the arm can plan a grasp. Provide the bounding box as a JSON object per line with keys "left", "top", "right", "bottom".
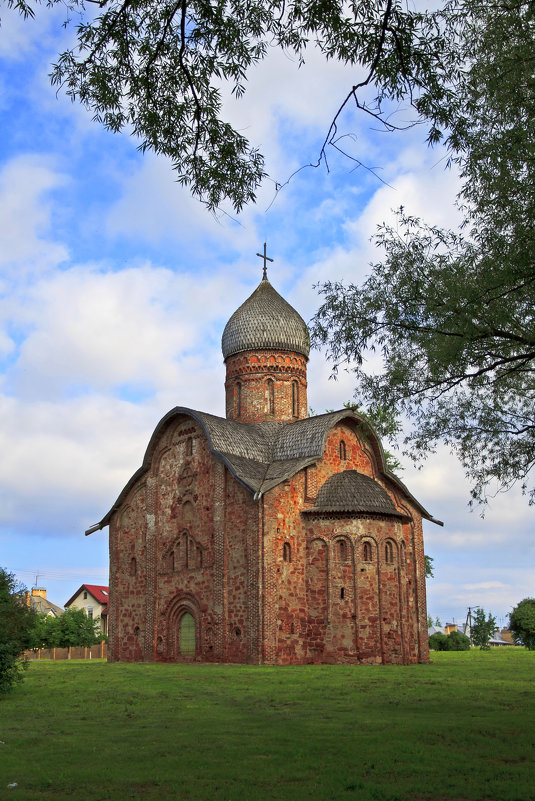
{"left": 1, "top": 3, "right": 532, "bottom": 629}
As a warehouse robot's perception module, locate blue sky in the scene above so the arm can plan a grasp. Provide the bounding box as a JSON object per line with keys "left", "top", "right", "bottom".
{"left": 1, "top": 3, "right": 533, "bottom": 629}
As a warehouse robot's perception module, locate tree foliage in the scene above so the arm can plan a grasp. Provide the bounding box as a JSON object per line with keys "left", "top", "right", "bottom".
{"left": 312, "top": 2, "right": 535, "bottom": 505}
{"left": 424, "top": 555, "right": 434, "bottom": 579}
{"left": 4, "top": 1, "right": 534, "bottom": 498}
{"left": 509, "top": 598, "right": 535, "bottom": 650}
{"left": 0, "top": 568, "right": 38, "bottom": 694}
{"left": 470, "top": 608, "right": 497, "bottom": 650}
{"left": 4, "top": 0, "right": 461, "bottom": 211}
{"left": 429, "top": 630, "right": 470, "bottom": 651}
{"left": 34, "top": 607, "right": 105, "bottom": 649}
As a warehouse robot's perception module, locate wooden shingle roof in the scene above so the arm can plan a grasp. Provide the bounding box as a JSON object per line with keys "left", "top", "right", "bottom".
{"left": 221, "top": 278, "right": 310, "bottom": 360}
{"left": 303, "top": 470, "right": 406, "bottom": 518}
{"left": 88, "top": 408, "right": 441, "bottom": 533}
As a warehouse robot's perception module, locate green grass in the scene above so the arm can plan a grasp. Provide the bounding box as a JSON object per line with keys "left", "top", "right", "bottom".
{"left": 1, "top": 650, "right": 533, "bottom": 801}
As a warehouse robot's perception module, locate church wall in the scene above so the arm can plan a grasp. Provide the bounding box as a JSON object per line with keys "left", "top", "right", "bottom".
{"left": 261, "top": 475, "right": 309, "bottom": 665}
{"left": 223, "top": 470, "right": 260, "bottom": 663}
{"left": 302, "top": 515, "right": 410, "bottom": 664}
{"left": 255, "top": 421, "right": 428, "bottom": 666}
{"left": 108, "top": 482, "right": 147, "bottom": 663}
{"left": 385, "top": 483, "right": 430, "bottom": 665}
{"left": 109, "top": 416, "right": 267, "bottom": 665}
{"left": 300, "top": 422, "right": 380, "bottom": 515}
{"left": 408, "top": 514, "right": 429, "bottom": 663}
{"left": 225, "top": 349, "right": 308, "bottom": 422}
{"left": 322, "top": 423, "right": 377, "bottom": 479}
{"left": 152, "top": 422, "right": 218, "bottom": 662}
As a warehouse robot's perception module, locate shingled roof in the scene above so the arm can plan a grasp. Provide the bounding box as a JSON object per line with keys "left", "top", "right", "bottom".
{"left": 303, "top": 470, "right": 407, "bottom": 518}
{"left": 221, "top": 278, "right": 310, "bottom": 360}
{"left": 88, "top": 408, "right": 440, "bottom": 533}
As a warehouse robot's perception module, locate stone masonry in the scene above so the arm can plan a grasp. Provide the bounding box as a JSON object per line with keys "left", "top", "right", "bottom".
{"left": 90, "top": 271, "right": 440, "bottom": 665}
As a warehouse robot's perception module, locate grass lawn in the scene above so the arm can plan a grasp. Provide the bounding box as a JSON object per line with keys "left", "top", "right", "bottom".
{"left": 0, "top": 649, "right": 533, "bottom": 801}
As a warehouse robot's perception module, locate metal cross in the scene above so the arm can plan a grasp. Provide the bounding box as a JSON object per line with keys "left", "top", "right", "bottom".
{"left": 256, "top": 242, "right": 273, "bottom": 280}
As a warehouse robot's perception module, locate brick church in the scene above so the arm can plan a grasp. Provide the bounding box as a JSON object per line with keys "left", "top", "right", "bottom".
{"left": 87, "top": 257, "right": 440, "bottom": 665}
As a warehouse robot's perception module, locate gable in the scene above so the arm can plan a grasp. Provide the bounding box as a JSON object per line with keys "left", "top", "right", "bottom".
{"left": 88, "top": 407, "right": 440, "bottom": 534}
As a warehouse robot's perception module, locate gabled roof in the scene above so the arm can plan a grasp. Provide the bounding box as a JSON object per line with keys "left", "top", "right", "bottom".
{"left": 65, "top": 584, "right": 109, "bottom": 608}
{"left": 30, "top": 595, "right": 64, "bottom": 617}
{"left": 86, "top": 408, "right": 441, "bottom": 533}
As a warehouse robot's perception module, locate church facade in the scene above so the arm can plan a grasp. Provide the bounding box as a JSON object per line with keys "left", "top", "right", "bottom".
{"left": 88, "top": 269, "right": 439, "bottom": 665}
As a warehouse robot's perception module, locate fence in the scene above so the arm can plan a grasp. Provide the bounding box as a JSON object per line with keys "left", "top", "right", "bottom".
{"left": 24, "top": 642, "right": 107, "bottom": 661}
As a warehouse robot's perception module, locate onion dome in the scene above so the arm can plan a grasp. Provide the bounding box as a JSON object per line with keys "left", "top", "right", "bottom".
{"left": 311, "top": 470, "right": 403, "bottom": 517}
{"left": 222, "top": 278, "right": 310, "bottom": 361}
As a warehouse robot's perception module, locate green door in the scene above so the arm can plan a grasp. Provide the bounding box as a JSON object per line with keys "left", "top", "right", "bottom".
{"left": 180, "top": 613, "right": 196, "bottom": 656}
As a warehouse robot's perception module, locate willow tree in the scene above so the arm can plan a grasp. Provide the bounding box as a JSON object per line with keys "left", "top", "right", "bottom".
{"left": 312, "top": 2, "right": 535, "bottom": 505}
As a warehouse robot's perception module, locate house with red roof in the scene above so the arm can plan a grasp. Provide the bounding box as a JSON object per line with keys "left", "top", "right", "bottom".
{"left": 65, "top": 584, "right": 109, "bottom": 636}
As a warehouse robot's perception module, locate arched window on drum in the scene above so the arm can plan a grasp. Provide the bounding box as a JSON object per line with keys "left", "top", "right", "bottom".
{"left": 267, "top": 378, "right": 275, "bottom": 416}
{"left": 292, "top": 381, "right": 299, "bottom": 417}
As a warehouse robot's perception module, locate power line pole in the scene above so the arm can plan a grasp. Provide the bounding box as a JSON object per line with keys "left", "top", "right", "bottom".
{"left": 465, "top": 606, "right": 474, "bottom": 643}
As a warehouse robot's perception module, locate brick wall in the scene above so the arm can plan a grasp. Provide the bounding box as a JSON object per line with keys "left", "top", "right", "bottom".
{"left": 109, "top": 413, "right": 429, "bottom": 666}
{"left": 225, "top": 349, "right": 308, "bottom": 422}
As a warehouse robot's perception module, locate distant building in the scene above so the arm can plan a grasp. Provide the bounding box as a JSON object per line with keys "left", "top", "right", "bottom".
{"left": 25, "top": 587, "right": 63, "bottom": 617}
{"left": 489, "top": 629, "right": 514, "bottom": 647}
{"left": 65, "top": 584, "right": 109, "bottom": 636}
{"left": 499, "top": 628, "right": 515, "bottom": 644}
{"left": 428, "top": 622, "right": 515, "bottom": 646}
{"left": 444, "top": 622, "right": 462, "bottom": 636}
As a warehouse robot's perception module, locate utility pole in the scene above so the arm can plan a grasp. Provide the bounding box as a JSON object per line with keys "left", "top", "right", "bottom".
{"left": 465, "top": 606, "right": 474, "bottom": 643}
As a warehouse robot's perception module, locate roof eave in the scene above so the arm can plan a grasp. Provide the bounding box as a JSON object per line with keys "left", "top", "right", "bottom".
{"left": 301, "top": 507, "right": 411, "bottom": 522}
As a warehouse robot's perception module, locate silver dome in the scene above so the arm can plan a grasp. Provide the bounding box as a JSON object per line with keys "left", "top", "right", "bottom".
{"left": 222, "top": 279, "right": 310, "bottom": 360}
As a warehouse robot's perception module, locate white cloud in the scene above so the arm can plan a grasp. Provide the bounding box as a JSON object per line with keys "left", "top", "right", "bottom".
{"left": 427, "top": 567, "right": 535, "bottom": 624}
{"left": 462, "top": 582, "right": 508, "bottom": 591}
{"left": 0, "top": 5, "right": 39, "bottom": 59}
{"left": 0, "top": 155, "right": 68, "bottom": 274}
{"left": 8, "top": 261, "right": 243, "bottom": 399}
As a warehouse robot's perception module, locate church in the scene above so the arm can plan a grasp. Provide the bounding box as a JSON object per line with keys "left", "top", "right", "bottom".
{"left": 87, "top": 255, "right": 440, "bottom": 665}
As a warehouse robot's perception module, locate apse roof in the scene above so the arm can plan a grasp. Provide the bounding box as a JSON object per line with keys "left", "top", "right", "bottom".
{"left": 87, "top": 408, "right": 442, "bottom": 533}
{"left": 303, "top": 469, "right": 406, "bottom": 518}
{"left": 221, "top": 278, "right": 310, "bottom": 360}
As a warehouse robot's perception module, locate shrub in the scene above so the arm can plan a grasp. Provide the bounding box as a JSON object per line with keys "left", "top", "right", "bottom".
{"left": 0, "top": 568, "right": 38, "bottom": 694}
{"left": 447, "top": 630, "right": 471, "bottom": 651}
{"left": 429, "top": 632, "right": 448, "bottom": 651}
{"left": 429, "top": 631, "right": 470, "bottom": 651}
{"left": 509, "top": 598, "right": 535, "bottom": 650}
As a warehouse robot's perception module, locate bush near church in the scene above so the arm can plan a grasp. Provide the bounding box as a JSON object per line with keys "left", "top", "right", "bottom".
{"left": 0, "top": 568, "right": 38, "bottom": 694}
{"left": 429, "top": 631, "right": 470, "bottom": 651}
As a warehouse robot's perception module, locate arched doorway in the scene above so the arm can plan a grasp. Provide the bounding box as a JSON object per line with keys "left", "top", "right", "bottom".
{"left": 179, "top": 612, "right": 196, "bottom": 657}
